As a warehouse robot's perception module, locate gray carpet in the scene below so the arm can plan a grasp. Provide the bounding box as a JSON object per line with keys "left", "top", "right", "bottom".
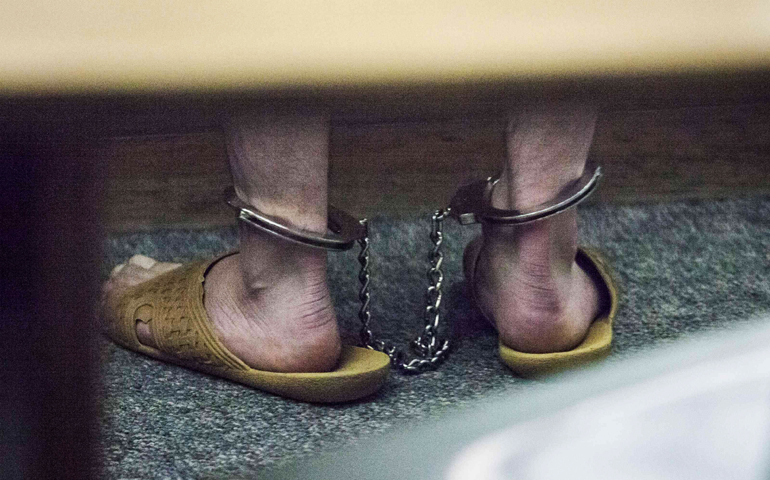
{"left": 98, "top": 197, "right": 770, "bottom": 480}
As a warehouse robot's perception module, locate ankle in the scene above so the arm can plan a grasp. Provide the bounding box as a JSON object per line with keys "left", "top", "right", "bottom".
{"left": 481, "top": 209, "right": 579, "bottom": 273}
{"left": 238, "top": 224, "right": 329, "bottom": 294}
{"left": 203, "top": 253, "right": 341, "bottom": 372}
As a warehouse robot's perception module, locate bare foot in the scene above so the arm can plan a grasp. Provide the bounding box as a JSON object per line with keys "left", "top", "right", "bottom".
{"left": 463, "top": 208, "right": 604, "bottom": 354}
{"left": 103, "top": 226, "right": 341, "bottom": 373}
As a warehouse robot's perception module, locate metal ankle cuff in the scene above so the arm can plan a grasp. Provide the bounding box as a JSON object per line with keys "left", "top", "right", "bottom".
{"left": 225, "top": 187, "right": 365, "bottom": 251}
{"left": 448, "top": 161, "right": 602, "bottom": 226}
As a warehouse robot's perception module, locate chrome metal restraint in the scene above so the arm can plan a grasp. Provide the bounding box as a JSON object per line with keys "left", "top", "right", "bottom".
{"left": 225, "top": 187, "right": 365, "bottom": 251}
{"left": 449, "top": 161, "right": 602, "bottom": 225}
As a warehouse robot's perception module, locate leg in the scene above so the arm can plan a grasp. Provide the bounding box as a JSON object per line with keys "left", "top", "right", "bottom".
{"left": 465, "top": 104, "right": 605, "bottom": 353}
{"left": 104, "top": 110, "right": 341, "bottom": 372}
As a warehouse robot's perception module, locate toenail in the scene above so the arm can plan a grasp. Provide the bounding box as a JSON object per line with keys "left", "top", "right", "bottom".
{"left": 111, "top": 264, "right": 125, "bottom": 276}
{"left": 129, "top": 255, "right": 156, "bottom": 269}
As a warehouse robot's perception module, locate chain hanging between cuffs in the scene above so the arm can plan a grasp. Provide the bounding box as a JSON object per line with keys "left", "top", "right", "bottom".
{"left": 357, "top": 209, "right": 452, "bottom": 373}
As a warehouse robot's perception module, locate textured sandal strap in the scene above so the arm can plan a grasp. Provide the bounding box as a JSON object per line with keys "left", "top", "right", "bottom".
{"left": 116, "top": 255, "right": 250, "bottom": 372}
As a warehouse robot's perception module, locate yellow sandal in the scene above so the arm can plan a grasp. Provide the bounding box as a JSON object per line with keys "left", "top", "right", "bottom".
{"left": 104, "top": 252, "right": 390, "bottom": 403}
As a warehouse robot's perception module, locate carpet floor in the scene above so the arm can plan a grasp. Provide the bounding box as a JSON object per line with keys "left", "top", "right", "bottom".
{"left": 98, "top": 197, "right": 770, "bottom": 479}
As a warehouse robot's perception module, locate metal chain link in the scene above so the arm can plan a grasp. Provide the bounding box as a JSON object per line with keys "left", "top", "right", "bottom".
{"left": 357, "top": 208, "right": 452, "bottom": 373}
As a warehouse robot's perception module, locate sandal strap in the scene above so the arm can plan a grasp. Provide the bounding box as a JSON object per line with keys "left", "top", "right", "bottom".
{"left": 109, "top": 254, "right": 250, "bottom": 372}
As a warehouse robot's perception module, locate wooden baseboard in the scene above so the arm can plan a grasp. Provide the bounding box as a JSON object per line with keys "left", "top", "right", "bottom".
{"left": 100, "top": 103, "right": 770, "bottom": 231}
